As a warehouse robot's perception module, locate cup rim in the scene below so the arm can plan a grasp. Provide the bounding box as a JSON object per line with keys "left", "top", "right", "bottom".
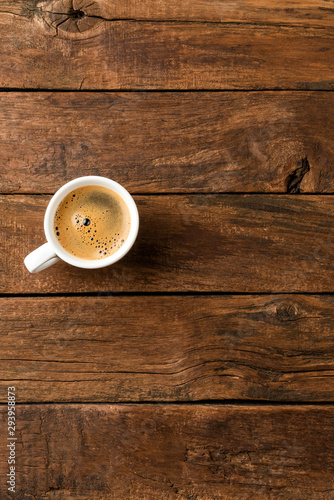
{"left": 44, "top": 176, "right": 139, "bottom": 269}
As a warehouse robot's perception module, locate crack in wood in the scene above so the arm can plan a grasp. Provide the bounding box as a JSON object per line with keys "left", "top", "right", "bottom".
{"left": 286, "top": 157, "right": 310, "bottom": 194}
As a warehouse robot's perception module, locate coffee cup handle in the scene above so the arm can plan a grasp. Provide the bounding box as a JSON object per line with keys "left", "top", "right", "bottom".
{"left": 24, "top": 243, "right": 61, "bottom": 274}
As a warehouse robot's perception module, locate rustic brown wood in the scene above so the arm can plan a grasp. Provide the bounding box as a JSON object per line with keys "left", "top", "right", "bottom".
{"left": 1, "top": 0, "right": 333, "bottom": 497}
{"left": 4, "top": 0, "right": 334, "bottom": 26}
{"left": 0, "top": 4, "right": 334, "bottom": 89}
{"left": 1, "top": 295, "right": 334, "bottom": 403}
{"left": 1, "top": 92, "right": 333, "bottom": 194}
{"left": 2, "top": 194, "right": 334, "bottom": 293}
{"left": 1, "top": 404, "right": 334, "bottom": 498}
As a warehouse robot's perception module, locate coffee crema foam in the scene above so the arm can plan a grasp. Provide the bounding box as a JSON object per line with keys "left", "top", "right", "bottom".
{"left": 53, "top": 185, "right": 131, "bottom": 260}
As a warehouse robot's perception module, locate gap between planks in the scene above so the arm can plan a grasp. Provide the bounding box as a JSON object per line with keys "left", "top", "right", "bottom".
{"left": 1, "top": 192, "right": 334, "bottom": 196}
{"left": 2, "top": 292, "right": 334, "bottom": 297}
{"left": 1, "top": 89, "right": 334, "bottom": 92}
{"left": 1, "top": 401, "right": 334, "bottom": 406}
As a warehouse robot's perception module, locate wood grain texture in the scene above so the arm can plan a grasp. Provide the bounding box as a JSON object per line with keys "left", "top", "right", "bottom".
{"left": 2, "top": 194, "right": 334, "bottom": 293}
{"left": 4, "top": 0, "right": 334, "bottom": 26}
{"left": 1, "top": 295, "right": 334, "bottom": 403}
{"left": 1, "top": 404, "right": 334, "bottom": 499}
{"left": 1, "top": 91, "right": 334, "bottom": 194}
{"left": 0, "top": 2, "right": 334, "bottom": 89}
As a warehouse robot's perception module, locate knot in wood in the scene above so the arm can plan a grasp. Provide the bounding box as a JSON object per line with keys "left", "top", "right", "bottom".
{"left": 68, "top": 8, "right": 85, "bottom": 19}
{"left": 275, "top": 302, "right": 299, "bottom": 322}
{"left": 42, "top": 0, "right": 102, "bottom": 34}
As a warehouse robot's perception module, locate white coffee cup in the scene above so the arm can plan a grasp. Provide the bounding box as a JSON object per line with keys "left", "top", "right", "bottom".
{"left": 24, "top": 176, "right": 139, "bottom": 273}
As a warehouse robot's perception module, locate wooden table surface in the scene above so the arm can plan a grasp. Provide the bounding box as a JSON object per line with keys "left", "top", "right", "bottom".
{"left": 1, "top": 1, "right": 334, "bottom": 498}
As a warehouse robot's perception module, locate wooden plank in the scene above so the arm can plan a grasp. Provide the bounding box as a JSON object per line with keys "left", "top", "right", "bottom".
{"left": 1, "top": 295, "right": 334, "bottom": 403}
{"left": 4, "top": 0, "right": 334, "bottom": 26}
{"left": 1, "top": 92, "right": 334, "bottom": 194}
{"left": 2, "top": 194, "right": 334, "bottom": 293}
{"left": 0, "top": 5, "right": 334, "bottom": 89}
{"left": 1, "top": 404, "right": 334, "bottom": 498}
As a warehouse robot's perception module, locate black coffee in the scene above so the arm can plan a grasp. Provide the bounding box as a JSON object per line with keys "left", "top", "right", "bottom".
{"left": 54, "top": 185, "right": 131, "bottom": 260}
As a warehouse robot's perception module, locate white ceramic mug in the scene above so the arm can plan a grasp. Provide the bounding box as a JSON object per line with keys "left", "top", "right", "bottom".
{"left": 24, "top": 176, "right": 139, "bottom": 273}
